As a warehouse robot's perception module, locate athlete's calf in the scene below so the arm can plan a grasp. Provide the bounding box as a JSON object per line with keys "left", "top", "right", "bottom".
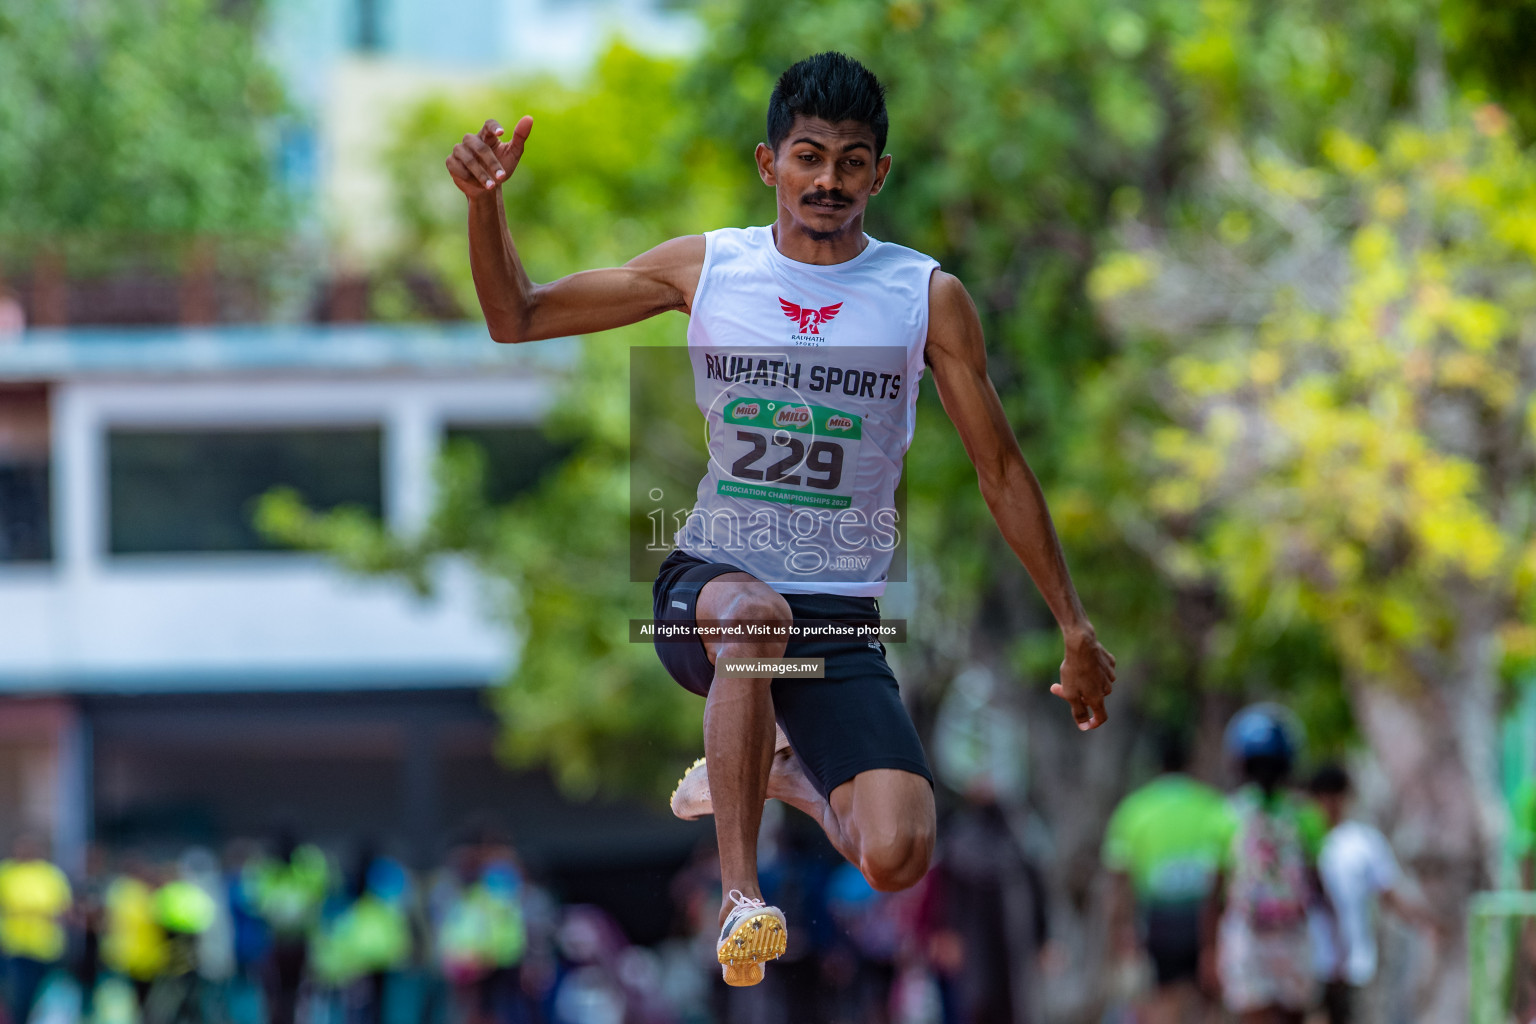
{"left": 698, "top": 576, "right": 793, "bottom": 923}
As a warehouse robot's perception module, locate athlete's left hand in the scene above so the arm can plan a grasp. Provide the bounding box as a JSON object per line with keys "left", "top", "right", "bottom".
{"left": 1051, "top": 629, "right": 1115, "bottom": 731}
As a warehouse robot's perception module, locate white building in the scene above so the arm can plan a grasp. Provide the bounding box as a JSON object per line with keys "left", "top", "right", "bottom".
{"left": 0, "top": 327, "right": 698, "bottom": 914}
{"left": 259, "top": 0, "right": 702, "bottom": 273}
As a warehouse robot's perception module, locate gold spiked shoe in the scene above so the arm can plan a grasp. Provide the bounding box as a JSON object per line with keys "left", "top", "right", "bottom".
{"left": 715, "top": 889, "right": 787, "bottom": 987}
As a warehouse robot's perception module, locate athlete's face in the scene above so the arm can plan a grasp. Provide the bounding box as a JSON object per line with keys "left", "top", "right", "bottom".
{"left": 756, "top": 116, "right": 890, "bottom": 240}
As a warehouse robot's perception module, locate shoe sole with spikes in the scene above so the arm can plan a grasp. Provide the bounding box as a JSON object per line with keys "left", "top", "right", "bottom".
{"left": 716, "top": 906, "right": 788, "bottom": 987}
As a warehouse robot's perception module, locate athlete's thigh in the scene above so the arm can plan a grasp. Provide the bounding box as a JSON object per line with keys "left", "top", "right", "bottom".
{"left": 772, "top": 626, "right": 932, "bottom": 799}
{"left": 829, "top": 767, "right": 936, "bottom": 847}
{"left": 695, "top": 571, "right": 791, "bottom": 663}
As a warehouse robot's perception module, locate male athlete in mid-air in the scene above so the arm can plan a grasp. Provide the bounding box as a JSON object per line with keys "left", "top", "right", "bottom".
{"left": 447, "top": 52, "right": 1116, "bottom": 987}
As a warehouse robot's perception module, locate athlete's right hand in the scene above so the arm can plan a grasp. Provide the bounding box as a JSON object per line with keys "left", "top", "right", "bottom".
{"left": 446, "top": 116, "right": 532, "bottom": 201}
{"left": 1051, "top": 629, "right": 1115, "bottom": 731}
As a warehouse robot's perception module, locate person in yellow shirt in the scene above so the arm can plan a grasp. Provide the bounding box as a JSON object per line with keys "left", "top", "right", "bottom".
{"left": 0, "top": 834, "right": 73, "bottom": 1024}
{"left": 103, "top": 857, "right": 171, "bottom": 1009}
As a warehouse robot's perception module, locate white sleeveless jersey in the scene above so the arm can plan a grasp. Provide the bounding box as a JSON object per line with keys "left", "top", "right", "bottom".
{"left": 676, "top": 224, "right": 939, "bottom": 596}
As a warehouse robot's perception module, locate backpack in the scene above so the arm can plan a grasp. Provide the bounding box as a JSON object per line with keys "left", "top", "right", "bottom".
{"left": 1227, "top": 791, "right": 1311, "bottom": 931}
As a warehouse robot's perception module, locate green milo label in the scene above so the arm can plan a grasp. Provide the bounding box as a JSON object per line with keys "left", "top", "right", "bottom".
{"left": 721, "top": 399, "right": 862, "bottom": 439}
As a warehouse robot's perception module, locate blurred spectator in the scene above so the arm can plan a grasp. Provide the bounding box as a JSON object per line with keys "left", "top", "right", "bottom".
{"left": 0, "top": 832, "right": 902, "bottom": 1024}
{"left": 548, "top": 906, "right": 627, "bottom": 1024}
{"left": 924, "top": 666, "right": 1046, "bottom": 1024}
{"left": 1101, "top": 731, "right": 1230, "bottom": 1024}
{"left": 755, "top": 815, "right": 836, "bottom": 1024}
{"left": 312, "top": 849, "right": 412, "bottom": 1024}
{"left": 103, "top": 855, "right": 170, "bottom": 1008}
{"left": 179, "top": 849, "right": 235, "bottom": 990}
{"left": 67, "top": 845, "right": 109, "bottom": 1024}
{"left": 923, "top": 791, "right": 1048, "bottom": 1024}
{"left": 1206, "top": 704, "right": 1328, "bottom": 1024}
{"left": 665, "top": 841, "right": 723, "bottom": 1024}
{"left": 246, "top": 833, "right": 330, "bottom": 1024}
{"left": 1306, "top": 764, "right": 1437, "bottom": 1024}
{"left": 612, "top": 944, "right": 673, "bottom": 1024}
{"left": 143, "top": 865, "right": 218, "bottom": 1024}
{"left": 825, "top": 862, "right": 903, "bottom": 1024}
{"left": 0, "top": 834, "right": 73, "bottom": 1024}
{"left": 433, "top": 842, "right": 528, "bottom": 1024}
{"left": 223, "top": 840, "right": 272, "bottom": 1024}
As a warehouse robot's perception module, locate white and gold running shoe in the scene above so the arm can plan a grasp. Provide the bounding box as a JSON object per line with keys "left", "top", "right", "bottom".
{"left": 715, "top": 889, "right": 787, "bottom": 987}
{"left": 669, "top": 726, "right": 791, "bottom": 821}
{"left": 670, "top": 756, "right": 711, "bottom": 820}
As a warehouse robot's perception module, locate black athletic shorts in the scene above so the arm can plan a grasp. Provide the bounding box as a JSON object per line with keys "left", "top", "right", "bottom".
{"left": 1141, "top": 900, "right": 1203, "bottom": 986}
{"left": 651, "top": 547, "right": 932, "bottom": 799}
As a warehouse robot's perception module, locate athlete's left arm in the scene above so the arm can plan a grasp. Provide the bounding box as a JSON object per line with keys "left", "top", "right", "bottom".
{"left": 923, "top": 270, "right": 1115, "bottom": 730}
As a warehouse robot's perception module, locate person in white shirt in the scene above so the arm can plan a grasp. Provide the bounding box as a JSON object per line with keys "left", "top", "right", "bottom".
{"left": 1306, "top": 764, "right": 1438, "bottom": 1024}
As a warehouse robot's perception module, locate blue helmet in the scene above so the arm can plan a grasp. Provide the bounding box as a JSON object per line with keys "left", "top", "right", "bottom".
{"left": 1223, "top": 703, "right": 1303, "bottom": 765}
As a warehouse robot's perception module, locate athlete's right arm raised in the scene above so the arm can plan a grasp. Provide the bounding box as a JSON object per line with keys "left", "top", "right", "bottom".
{"left": 447, "top": 117, "right": 703, "bottom": 343}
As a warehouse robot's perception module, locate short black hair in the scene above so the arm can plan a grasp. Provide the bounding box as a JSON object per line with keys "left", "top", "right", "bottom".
{"left": 1309, "top": 763, "right": 1351, "bottom": 796}
{"left": 1156, "top": 728, "right": 1191, "bottom": 773}
{"left": 767, "top": 52, "right": 888, "bottom": 155}
{"left": 1242, "top": 753, "right": 1291, "bottom": 793}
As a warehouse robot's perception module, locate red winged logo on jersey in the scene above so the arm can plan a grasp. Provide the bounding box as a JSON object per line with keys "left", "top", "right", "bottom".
{"left": 780, "top": 297, "right": 843, "bottom": 335}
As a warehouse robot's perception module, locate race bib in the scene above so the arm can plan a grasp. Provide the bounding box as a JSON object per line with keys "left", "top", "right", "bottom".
{"left": 714, "top": 398, "right": 863, "bottom": 509}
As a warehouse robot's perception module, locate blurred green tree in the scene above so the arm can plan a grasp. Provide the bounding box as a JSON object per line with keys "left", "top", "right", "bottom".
{"left": 272, "top": 0, "right": 1480, "bottom": 802}
{"left": 265, "top": 4, "right": 1535, "bottom": 1013}
{"left": 1090, "top": 106, "right": 1536, "bottom": 1016}
{"left": 0, "top": 0, "right": 290, "bottom": 319}
{"left": 681, "top": 0, "right": 1443, "bottom": 917}
{"left": 261, "top": 46, "right": 749, "bottom": 799}
{"left": 275, "top": 0, "right": 1417, "bottom": 910}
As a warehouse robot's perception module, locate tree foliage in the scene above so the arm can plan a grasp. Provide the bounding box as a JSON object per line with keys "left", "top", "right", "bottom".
{"left": 1092, "top": 105, "right": 1536, "bottom": 699}
{"left": 0, "top": 0, "right": 290, "bottom": 271}
{"left": 270, "top": 0, "right": 1533, "bottom": 806}
{"left": 680, "top": 0, "right": 1452, "bottom": 745}
{"left": 1082, "top": 91, "right": 1536, "bottom": 1021}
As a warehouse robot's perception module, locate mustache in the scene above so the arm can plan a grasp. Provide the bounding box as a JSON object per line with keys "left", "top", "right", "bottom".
{"left": 803, "top": 190, "right": 851, "bottom": 205}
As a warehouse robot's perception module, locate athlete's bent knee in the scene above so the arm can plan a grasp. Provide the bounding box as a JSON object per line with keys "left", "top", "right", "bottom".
{"left": 858, "top": 826, "right": 934, "bottom": 892}
{"left": 715, "top": 587, "right": 792, "bottom": 659}
{"left": 724, "top": 586, "right": 792, "bottom": 626}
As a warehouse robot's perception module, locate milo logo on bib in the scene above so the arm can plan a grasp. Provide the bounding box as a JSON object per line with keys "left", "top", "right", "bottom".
{"left": 773, "top": 405, "right": 812, "bottom": 428}
{"left": 720, "top": 398, "right": 863, "bottom": 440}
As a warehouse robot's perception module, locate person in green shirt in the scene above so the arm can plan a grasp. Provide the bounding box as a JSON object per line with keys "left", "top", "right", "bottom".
{"left": 140, "top": 872, "right": 218, "bottom": 1024}
{"left": 246, "top": 834, "right": 331, "bottom": 1024}
{"left": 1104, "top": 732, "right": 1233, "bottom": 1024}
{"left": 0, "top": 834, "right": 72, "bottom": 1024}
{"left": 312, "top": 851, "right": 412, "bottom": 1024}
